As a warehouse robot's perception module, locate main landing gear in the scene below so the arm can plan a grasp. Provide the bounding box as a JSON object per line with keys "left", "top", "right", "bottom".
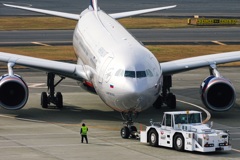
{"left": 120, "top": 112, "right": 138, "bottom": 139}
{"left": 41, "top": 73, "right": 65, "bottom": 109}
{"left": 153, "top": 75, "right": 176, "bottom": 109}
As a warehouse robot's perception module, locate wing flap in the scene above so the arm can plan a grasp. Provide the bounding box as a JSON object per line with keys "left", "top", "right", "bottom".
{"left": 3, "top": 3, "right": 80, "bottom": 20}
{"left": 109, "top": 5, "right": 176, "bottom": 19}
{"left": 161, "top": 51, "right": 240, "bottom": 75}
{"left": 0, "top": 52, "right": 89, "bottom": 81}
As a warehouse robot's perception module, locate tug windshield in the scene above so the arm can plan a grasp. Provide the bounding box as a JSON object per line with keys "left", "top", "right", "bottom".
{"left": 174, "top": 113, "right": 201, "bottom": 124}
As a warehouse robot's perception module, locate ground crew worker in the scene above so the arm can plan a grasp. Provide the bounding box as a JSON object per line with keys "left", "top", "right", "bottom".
{"left": 80, "top": 123, "right": 88, "bottom": 143}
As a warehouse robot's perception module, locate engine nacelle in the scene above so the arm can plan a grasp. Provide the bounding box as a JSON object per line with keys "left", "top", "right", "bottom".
{"left": 200, "top": 76, "right": 236, "bottom": 111}
{"left": 0, "top": 74, "right": 29, "bottom": 110}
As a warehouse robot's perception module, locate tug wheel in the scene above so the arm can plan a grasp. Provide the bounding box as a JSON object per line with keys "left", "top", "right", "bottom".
{"left": 174, "top": 134, "right": 184, "bottom": 151}
{"left": 149, "top": 129, "right": 158, "bottom": 147}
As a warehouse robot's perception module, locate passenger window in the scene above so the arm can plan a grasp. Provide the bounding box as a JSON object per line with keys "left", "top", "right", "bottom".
{"left": 136, "top": 71, "right": 146, "bottom": 78}
{"left": 125, "top": 71, "right": 135, "bottom": 78}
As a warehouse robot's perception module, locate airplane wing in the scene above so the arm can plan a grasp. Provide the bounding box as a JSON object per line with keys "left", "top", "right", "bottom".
{"left": 0, "top": 52, "right": 89, "bottom": 81}
{"left": 3, "top": 3, "right": 176, "bottom": 20}
{"left": 3, "top": 3, "right": 80, "bottom": 20}
{"left": 109, "top": 5, "right": 177, "bottom": 19}
{"left": 160, "top": 51, "right": 240, "bottom": 75}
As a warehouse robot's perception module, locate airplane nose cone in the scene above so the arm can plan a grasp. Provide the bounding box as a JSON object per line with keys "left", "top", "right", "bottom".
{"left": 124, "top": 79, "right": 146, "bottom": 95}
{"left": 118, "top": 79, "right": 154, "bottom": 111}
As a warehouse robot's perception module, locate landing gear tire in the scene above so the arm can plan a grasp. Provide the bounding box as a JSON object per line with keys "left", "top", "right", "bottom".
{"left": 56, "top": 92, "right": 63, "bottom": 109}
{"left": 166, "top": 93, "right": 176, "bottom": 109}
{"left": 41, "top": 92, "right": 48, "bottom": 108}
{"left": 120, "top": 112, "right": 139, "bottom": 139}
{"left": 121, "top": 126, "right": 130, "bottom": 139}
{"left": 42, "top": 73, "right": 65, "bottom": 109}
{"left": 173, "top": 134, "right": 184, "bottom": 151}
{"left": 149, "top": 129, "right": 158, "bottom": 147}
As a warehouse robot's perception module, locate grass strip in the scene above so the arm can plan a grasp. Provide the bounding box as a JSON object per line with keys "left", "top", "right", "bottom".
{"left": 0, "top": 45, "right": 240, "bottom": 66}
{"left": 1, "top": 16, "right": 239, "bottom": 31}
{"left": 0, "top": 46, "right": 76, "bottom": 61}
{"left": 0, "top": 17, "right": 77, "bottom": 30}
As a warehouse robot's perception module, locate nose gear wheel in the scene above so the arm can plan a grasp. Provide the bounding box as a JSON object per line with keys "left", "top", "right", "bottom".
{"left": 120, "top": 112, "right": 139, "bottom": 139}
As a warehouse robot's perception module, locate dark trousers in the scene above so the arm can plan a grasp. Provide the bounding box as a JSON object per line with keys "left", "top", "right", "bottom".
{"left": 81, "top": 135, "right": 88, "bottom": 143}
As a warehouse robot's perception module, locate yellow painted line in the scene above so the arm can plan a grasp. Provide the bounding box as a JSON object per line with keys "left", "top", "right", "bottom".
{"left": 177, "top": 99, "right": 211, "bottom": 124}
{"left": 31, "top": 41, "right": 51, "bottom": 46}
{"left": 212, "top": 41, "right": 227, "bottom": 45}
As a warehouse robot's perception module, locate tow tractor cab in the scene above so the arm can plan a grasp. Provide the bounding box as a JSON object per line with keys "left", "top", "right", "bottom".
{"left": 140, "top": 111, "right": 231, "bottom": 152}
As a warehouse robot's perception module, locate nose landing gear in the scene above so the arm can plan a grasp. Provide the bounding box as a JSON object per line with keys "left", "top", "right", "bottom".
{"left": 120, "top": 112, "right": 139, "bottom": 139}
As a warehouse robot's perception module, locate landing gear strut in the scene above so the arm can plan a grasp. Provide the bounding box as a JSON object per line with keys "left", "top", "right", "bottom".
{"left": 41, "top": 73, "right": 65, "bottom": 109}
{"left": 120, "top": 112, "right": 138, "bottom": 139}
{"left": 153, "top": 75, "right": 176, "bottom": 109}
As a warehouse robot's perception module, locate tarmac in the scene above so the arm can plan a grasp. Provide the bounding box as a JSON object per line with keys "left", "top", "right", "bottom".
{"left": 1, "top": 28, "right": 240, "bottom": 47}
{"left": 0, "top": 68, "right": 239, "bottom": 160}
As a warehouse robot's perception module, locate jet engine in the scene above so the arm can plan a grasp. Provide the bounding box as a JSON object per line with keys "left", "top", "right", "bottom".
{"left": 200, "top": 75, "right": 235, "bottom": 111}
{"left": 0, "top": 74, "right": 29, "bottom": 110}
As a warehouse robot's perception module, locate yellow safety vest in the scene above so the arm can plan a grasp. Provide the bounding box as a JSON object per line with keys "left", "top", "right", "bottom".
{"left": 81, "top": 126, "right": 88, "bottom": 135}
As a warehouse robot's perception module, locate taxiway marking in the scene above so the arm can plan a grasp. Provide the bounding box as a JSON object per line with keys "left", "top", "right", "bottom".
{"left": 232, "top": 148, "right": 240, "bottom": 153}
{"left": 28, "top": 83, "right": 47, "bottom": 88}
{"left": 212, "top": 41, "right": 227, "bottom": 45}
{"left": 28, "top": 83, "right": 78, "bottom": 88}
{"left": 31, "top": 41, "right": 51, "bottom": 46}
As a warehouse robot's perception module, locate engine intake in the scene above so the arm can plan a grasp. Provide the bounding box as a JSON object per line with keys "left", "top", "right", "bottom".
{"left": 200, "top": 76, "right": 235, "bottom": 111}
{"left": 0, "top": 74, "right": 29, "bottom": 110}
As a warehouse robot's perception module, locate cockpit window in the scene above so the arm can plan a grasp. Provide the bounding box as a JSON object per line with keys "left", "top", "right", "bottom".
{"left": 146, "top": 69, "right": 153, "bottom": 77}
{"left": 125, "top": 71, "right": 135, "bottom": 78}
{"left": 115, "top": 69, "right": 124, "bottom": 77}
{"left": 115, "top": 69, "right": 121, "bottom": 76}
{"left": 122, "top": 70, "right": 151, "bottom": 78}
{"left": 136, "top": 71, "right": 146, "bottom": 78}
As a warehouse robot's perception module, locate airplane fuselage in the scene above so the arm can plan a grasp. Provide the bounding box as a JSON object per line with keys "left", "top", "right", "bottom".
{"left": 73, "top": 9, "right": 162, "bottom": 113}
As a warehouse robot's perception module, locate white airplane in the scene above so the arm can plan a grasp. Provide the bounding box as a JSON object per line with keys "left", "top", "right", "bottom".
{"left": 1, "top": 1, "right": 240, "bottom": 138}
